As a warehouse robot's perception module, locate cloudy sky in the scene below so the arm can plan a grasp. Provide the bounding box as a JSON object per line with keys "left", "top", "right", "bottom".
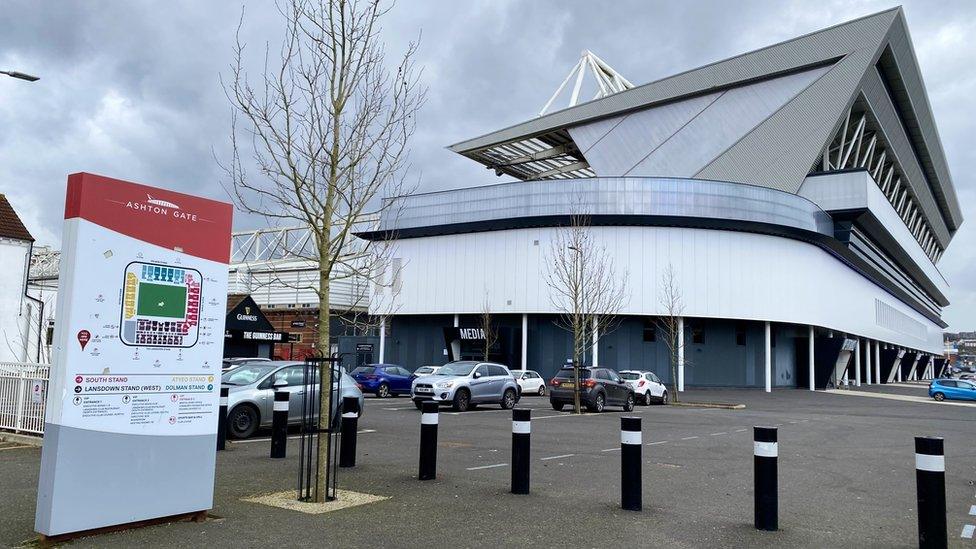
{"left": 0, "top": 0, "right": 973, "bottom": 330}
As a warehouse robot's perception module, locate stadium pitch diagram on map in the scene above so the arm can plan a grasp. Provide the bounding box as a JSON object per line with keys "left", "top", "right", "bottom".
{"left": 120, "top": 261, "right": 201, "bottom": 347}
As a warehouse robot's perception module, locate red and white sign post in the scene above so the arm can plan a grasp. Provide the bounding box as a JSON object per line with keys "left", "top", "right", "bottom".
{"left": 35, "top": 173, "right": 232, "bottom": 538}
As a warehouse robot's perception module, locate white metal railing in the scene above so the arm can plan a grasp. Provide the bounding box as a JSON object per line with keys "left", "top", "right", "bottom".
{"left": 0, "top": 362, "right": 50, "bottom": 435}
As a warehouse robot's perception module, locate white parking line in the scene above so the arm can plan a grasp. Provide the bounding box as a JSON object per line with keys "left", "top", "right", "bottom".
{"left": 962, "top": 525, "right": 975, "bottom": 539}
{"left": 709, "top": 432, "right": 727, "bottom": 436}
{"left": 359, "top": 429, "right": 376, "bottom": 433}
{"left": 600, "top": 447, "right": 620, "bottom": 452}
{"left": 540, "top": 454, "right": 575, "bottom": 461}
{"left": 0, "top": 445, "right": 32, "bottom": 451}
{"left": 681, "top": 436, "right": 699, "bottom": 440}
{"left": 466, "top": 463, "right": 507, "bottom": 471}
{"left": 382, "top": 407, "right": 413, "bottom": 411}
{"left": 734, "top": 429, "right": 747, "bottom": 433}
{"left": 647, "top": 441, "right": 668, "bottom": 446}
{"left": 234, "top": 435, "right": 302, "bottom": 444}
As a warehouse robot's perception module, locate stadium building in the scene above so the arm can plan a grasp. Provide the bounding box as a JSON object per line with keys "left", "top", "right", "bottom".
{"left": 359, "top": 8, "right": 961, "bottom": 390}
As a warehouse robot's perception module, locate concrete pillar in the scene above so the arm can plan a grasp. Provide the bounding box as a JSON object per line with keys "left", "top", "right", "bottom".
{"left": 591, "top": 318, "right": 599, "bottom": 368}
{"left": 897, "top": 349, "right": 905, "bottom": 383}
{"left": 854, "top": 338, "right": 861, "bottom": 387}
{"left": 808, "top": 326, "right": 815, "bottom": 391}
{"left": 379, "top": 316, "right": 387, "bottom": 363}
{"left": 876, "top": 345, "right": 882, "bottom": 381}
{"left": 677, "top": 317, "right": 685, "bottom": 392}
{"left": 521, "top": 314, "right": 528, "bottom": 371}
{"left": 764, "top": 321, "right": 772, "bottom": 393}
{"left": 865, "top": 340, "right": 872, "bottom": 385}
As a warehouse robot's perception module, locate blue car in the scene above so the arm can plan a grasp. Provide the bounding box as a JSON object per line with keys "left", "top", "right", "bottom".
{"left": 351, "top": 364, "right": 413, "bottom": 398}
{"left": 929, "top": 378, "right": 976, "bottom": 402}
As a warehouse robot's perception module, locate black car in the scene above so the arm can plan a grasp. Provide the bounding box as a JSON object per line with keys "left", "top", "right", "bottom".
{"left": 548, "top": 366, "right": 635, "bottom": 412}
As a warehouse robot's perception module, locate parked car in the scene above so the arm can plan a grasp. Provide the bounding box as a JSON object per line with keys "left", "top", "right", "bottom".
{"left": 350, "top": 364, "right": 413, "bottom": 398}
{"left": 221, "top": 361, "right": 363, "bottom": 439}
{"left": 511, "top": 369, "right": 547, "bottom": 396}
{"left": 549, "top": 366, "right": 635, "bottom": 413}
{"left": 930, "top": 378, "right": 976, "bottom": 402}
{"left": 411, "top": 365, "right": 442, "bottom": 378}
{"left": 619, "top": 370, "right": 669, "bottom": 405}
{"left": 222, "top": 357, "right": 270, "bottom": 372}
{"left": 411, "top": 361, "right": 520, "bottom": 412}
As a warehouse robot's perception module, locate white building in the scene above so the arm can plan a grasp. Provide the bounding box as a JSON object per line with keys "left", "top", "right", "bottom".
{"left": 0, "top": 193, "right": 42, "bottom": 363}
{"left": 360, "top": 9, "right": 959, "bottom": 389}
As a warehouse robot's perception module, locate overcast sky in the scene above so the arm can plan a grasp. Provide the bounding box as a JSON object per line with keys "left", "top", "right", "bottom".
{"left": 1, "top": 1, "right": 973, "bottom": 330}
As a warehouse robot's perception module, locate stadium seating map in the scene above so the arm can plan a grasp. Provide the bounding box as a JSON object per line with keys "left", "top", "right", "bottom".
{"left": 120, "top": 262, "right": 201, "bottom": 348}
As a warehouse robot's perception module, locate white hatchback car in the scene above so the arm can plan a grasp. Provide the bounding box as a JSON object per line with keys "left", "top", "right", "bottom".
{"left": 619, "top": 370, "right": 668, "bottom": 405}
{"left": 511, "top": 369, "right": 547, "bottom": 396}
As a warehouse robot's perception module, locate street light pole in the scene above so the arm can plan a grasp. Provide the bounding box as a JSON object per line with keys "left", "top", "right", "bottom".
{"left": 1, "top": 70, "right": 40, "bottom": 82}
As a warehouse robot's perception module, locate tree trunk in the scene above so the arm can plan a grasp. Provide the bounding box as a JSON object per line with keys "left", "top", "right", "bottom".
{"left": 315, "top": 272, "right": 331, "bottom": 502}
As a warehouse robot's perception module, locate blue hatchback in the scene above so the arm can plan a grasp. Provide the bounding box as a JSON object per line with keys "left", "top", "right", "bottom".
{"left": 929, "top": 378, "right": 976, "bottom": 402}
{"left": 351, "top": 364, "right": 412, "bottom": 398}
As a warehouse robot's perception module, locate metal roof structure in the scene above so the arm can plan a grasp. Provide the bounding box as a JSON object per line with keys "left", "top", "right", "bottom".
{"left": 447, "top": 8, "right": 962, "bottom": 251}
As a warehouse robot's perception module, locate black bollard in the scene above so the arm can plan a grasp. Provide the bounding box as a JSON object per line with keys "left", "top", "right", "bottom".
{"left": 621, "top": 416, "right": 642, "bottom": 511}
{"left": 754, "top": 426, "right": 778, "bottom": 531}
{"left": 270, "top": 391, "right": 289, "bottom": 459}
{"left": 511, "top": 408, "right": 531, "bottom": 494}
{"left": 339, "top": 396, "right": 360, "bottom": 468}
{"left": 217, "top": 386, "right": 229, "bottom": 451}
{"left": 915, "top": 436, "right": 947, "bottom": 548}
{"left": 418, "top": 401, "right": 439, "bottom": 481}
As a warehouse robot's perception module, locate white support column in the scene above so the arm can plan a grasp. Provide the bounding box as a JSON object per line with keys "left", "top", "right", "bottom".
{"left": 592, "top": 317, "right": 599, "bottom": 368}
{"left": 379, "top": 316, "right": 387, "bottom": 364}
{"left": 764, "top": 321, "right": 772, "bottom": 393}
{"left": 453, "top": 314, "right": 459, "bottom": 328}
{"left": 521, "top": 314, "right": 528, "bottom": 371}
{"left": 865, "top": 340, "right": 872, "bottom": 385}
{"left": 855, "top": 338, "right": 861, "bottom": 387}
{"left": 808, "top": 325, "right": 815, "bottom": 391}
{"left": 874, "top": 341, "right": 881, "bottom": 383}
{"left": 897, "top": 350, "right": 903, "bottom": 382}
{"left": 677, "top": 317, "right": 685, "bottom": 392}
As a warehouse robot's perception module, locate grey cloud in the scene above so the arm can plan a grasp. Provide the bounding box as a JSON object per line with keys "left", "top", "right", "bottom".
{"left": 0, "top": 0, "right": 973, "bottom": 329}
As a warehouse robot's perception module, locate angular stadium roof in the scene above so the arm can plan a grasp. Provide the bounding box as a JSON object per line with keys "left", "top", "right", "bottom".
{"left": 448, "top": 7, "right": 962, "bottom": 247}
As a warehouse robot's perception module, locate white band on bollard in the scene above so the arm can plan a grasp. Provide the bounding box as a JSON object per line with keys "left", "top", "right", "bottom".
{"left": 915, "top": 453, "right": 945, "bottom": 472}
{"left": 273, "top": 401, "right": 289, "bottom": 412}
{"left": 621, "top": 430, "right": 642, "bottom": 445}
{"left": 342, "top": 411, "right": 358, "bottom": 418}
{"left": 421, "top": 412, "right": 439, "bottom": 425}
{"left": 220, "top": 397, "right": 228, "bottom": 406}
{"left": 512, "top": 420, "right": 531, "bottom": 434}
{"left": 754, "top": 441, "right": 778, "bottom": 457}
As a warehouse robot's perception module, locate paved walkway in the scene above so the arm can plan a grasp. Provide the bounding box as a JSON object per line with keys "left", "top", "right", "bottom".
{"left": 825, "top": 388, "right": 976, "bottom": 408}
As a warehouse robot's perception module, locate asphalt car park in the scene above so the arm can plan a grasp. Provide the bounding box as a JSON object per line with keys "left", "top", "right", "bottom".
{"left": 3, "top": 386, "right": 976, "bottom": 548}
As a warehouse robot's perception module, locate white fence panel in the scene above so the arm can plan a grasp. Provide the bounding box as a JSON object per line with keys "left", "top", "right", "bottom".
{"left": 0, "top": 362, "right": 50, "bottom": 434}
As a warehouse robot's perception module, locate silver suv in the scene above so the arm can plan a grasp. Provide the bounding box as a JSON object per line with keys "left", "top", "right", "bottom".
{"left": 411, "top": 361, "right": 520, "bottom": 412}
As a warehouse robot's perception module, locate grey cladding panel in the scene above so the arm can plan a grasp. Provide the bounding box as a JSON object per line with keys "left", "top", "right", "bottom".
{"left": 568, "top": 92, "right": 720, "bottom": 175}
{"left": 626, "top": 65, "right": 830, "bottom": 178}
{"left": 696, "top": 46, "right": 878, "bottom": 193}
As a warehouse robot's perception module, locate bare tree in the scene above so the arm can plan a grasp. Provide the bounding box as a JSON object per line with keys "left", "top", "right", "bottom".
{"left": 223, "top": 0, "right": 424, "bottom": 502}
{"left": 544, "top": 213, "right": 628, "bottom": 413}
{"left": 655, "top": 263, "right": 684, "bottom": 403}
{"left": 479, "top": 291, "right": 498, "bottom": 362}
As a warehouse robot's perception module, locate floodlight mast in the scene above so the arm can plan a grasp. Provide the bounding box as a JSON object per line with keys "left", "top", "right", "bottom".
{"left": 538, "top": 50, "right": 632, "bottom": 117}
{"left": 1, "top": 70, "right": 40, "bottom": 82}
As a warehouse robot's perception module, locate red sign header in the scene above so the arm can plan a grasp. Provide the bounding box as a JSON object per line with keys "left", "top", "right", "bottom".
{"left": 64, "top": 172, "right": 233, "bottom": 264}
